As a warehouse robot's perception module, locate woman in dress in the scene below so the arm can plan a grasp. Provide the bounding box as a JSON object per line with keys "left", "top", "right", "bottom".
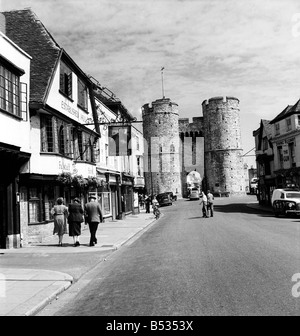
{"left": 68, "top": 197, "right": 84, "bottom": 246}
{"left": 51, "top": 197, "right": 69, "bottom": 246}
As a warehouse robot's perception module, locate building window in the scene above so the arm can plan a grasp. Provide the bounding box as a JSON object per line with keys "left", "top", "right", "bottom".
{"left": 286, "top": 118, "right": 292, "bottom": 131}
{"left": 289, "top": 142, "right": 296, "bottom": 166}
{"left": 277, "top": 146, "right": 283, "bottom": 169}
{"left": 262, "top": 137, "right": 268, "bottom": 151}
{"left": 41, "top": 116, "right": 72, "bottom": 157}
{"left": 41, "top": 115, "right": 54, "bottom": 152}
{"left": 136, "top": 136, "right": 140, "bottom": 151}
{"left": 137, "top": 156, "right": 141, "bottom": 176}
{"left": 60, "top": 61, "right": 72, "bottom": 99}
{"left": 0, "top": 64, "right": 21, "bottom": 117}
{"left": 58, "top": 125, "right": 65, "bottom": 155}
{"left": 78, "top": 78, "right": 88, "bottom": 110}
{"left": 28, "top": 187, "right": 42, "bottom": 223}
{"left": 298, "top": 115, "right": 300, "bottom": 126}
{"left": 275, "top": 123, "right": 280, "bottom": 135}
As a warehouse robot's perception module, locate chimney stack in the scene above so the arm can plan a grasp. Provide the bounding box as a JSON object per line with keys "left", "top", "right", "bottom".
{"left": 0, "top": 13, "right": 6, "bottom": 34}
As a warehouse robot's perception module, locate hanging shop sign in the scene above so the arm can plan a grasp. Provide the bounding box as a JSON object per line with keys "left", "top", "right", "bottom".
{"left": 108, "top": 125, "right": 132, "bottom": 156}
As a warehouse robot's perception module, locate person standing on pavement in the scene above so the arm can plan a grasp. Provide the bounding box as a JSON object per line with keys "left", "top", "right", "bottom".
{"left": 68, "top": 197, "right": 84, "bottom": 247}
{"left": 200, "top": 191, "right": 209, "bottom": 218}
{"left": 145, "top": 194, "right": 151, "bottom": 213}
{"left": 84, "top": 195, "right": 104, "bottom": 247}
{"left": 51, "top": 197, "right": 69, "bottom": 246}
{"left": 207, "top": 190, "right": 214, "bottom": 217}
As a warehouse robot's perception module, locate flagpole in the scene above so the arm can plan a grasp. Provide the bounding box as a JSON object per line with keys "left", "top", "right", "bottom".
{"left": 161, "top": 67, "right": 165, "bottom": 98}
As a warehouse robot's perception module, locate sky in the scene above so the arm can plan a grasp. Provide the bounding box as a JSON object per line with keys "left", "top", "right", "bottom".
{"left": 2, "top": 0, "right": 300, "bottom": 168}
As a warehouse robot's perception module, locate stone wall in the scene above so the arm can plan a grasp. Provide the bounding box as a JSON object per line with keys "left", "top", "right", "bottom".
{"left": 202, "top": 96, "right": 245, "bottom": 196}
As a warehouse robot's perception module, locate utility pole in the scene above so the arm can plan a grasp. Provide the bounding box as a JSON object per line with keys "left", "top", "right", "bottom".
{"left": 161, "top": 67, "right": 165, "bottom": 98}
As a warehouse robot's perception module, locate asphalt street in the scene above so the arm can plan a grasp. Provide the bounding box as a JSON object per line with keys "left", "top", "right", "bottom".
{"left": 38, "top": 196, "right": 300, "bottom": 316}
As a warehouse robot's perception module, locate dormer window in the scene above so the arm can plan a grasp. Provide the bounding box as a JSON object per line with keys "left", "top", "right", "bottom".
{"left": 78, "top": 78, "right": 88, "bottom": 111}
{"left": 60, "top": 61, "right": 72, "bottom": 99}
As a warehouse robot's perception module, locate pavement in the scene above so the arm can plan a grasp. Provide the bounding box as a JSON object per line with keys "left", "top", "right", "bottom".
{"left": 0, "top": 208, "right": 157, "bottom": 316}
{"left": 0, "top": 198, "right": 273, "bottom": 316}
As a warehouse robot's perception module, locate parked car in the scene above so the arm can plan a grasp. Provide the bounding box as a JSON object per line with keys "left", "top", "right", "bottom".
{"left": 157, "top": 193, "right": 173, "bottom": 206}
{"left": 164, "top": 191, "right": 177, "bottom": 201}
{"left": 271, "top": 188, "right": 300, "bottom": 217}
{"left": 189, "top": 188, "right": 200, "bottom": 200}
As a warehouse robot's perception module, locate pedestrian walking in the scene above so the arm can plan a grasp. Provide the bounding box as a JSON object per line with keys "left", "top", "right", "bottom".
{"left": 207, "top": 190, "right": 214, "bottom": 217}
{"left": 51, "top": 197, "right": 69, "bottom": 246}
{"left": 145, "top": 194, "right": 151, "bottom": 213}
{"left": 84, "top": 195, "right": 104, "bottom": 247}
{"left": 200, "top": 191, "right": 209, "bottom": 218}
{"left": 68, "top": 197, "right": 84, "bottom": 246}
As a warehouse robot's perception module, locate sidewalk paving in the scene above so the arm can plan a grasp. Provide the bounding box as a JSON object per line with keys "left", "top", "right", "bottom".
{"left": 0, "top": 209, "right": 157, "bottom": 316}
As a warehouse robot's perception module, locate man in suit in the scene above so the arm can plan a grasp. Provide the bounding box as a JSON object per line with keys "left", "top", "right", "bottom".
{"left": 84, "top": 195, "right": 104, "bottom": 246}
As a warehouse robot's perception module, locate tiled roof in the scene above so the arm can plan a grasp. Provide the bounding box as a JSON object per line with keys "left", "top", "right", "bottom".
{"left": 270, "top": 104, "right": 294, "bottom": 124}
{"left": 2, "top": 9, "right": 61, "bottom": 105}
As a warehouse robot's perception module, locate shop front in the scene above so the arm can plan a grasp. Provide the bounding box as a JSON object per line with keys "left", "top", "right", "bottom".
{"left": 121, "top": 173, "right": 134, "bottom": 215}
{"left": 0, "top": 142, "right": 31, "bottom": 248}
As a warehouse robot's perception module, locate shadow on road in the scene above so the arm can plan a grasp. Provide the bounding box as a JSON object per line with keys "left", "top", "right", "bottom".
{"left": 213, "top": 203, "right": 274, "bottom": 217}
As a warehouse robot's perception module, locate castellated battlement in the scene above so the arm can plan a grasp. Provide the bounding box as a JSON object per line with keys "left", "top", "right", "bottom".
{"left": 202, "top": 96, "right": 240, "bottom": 106}
{"left": 142, "top": 98, "right": 179, "bottom": 116}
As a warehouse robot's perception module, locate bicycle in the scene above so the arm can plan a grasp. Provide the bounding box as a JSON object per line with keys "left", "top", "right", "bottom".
{"left": 152, "top": 204, "right": 161, "bottom": 219}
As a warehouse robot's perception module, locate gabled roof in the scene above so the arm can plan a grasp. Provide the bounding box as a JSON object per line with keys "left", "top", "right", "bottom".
{"left": 261, "top": 119, "right": 273, "bottom": 140}
{"left": 256, "top": 119, "right": 273, "bottom": 150}
{"left": 3, "top": 9, "right": 61, "bottom": 105}
{"left": 270, "top": 103, "right": 296, "bottom": 124}
{"left": 2, "top": 8, "right": 134, "bottom": 125}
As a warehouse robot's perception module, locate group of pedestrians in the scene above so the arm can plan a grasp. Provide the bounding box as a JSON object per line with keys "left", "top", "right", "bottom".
{"left": 199, "top": 190, "right": 214, "bottom": 218}
{"left": 51, "top": 195, "right": 104, "bottom": 247}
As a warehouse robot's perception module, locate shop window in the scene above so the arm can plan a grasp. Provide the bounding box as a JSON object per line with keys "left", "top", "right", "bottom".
{"left": 59, "top": 61, "right": 72, "bottom": 99}
{"left": 28, "top": 187, "right": 42, "bottom": 223}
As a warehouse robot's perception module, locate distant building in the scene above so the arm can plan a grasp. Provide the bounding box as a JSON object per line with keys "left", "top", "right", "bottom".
{"left": 253, "top": 99, "right": 300, "bottom": 205}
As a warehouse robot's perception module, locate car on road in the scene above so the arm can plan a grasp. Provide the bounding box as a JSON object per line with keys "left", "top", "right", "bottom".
{"left": 157, "top": 192, "right": 173, "bottom": 206}
{"left": 271, "top": 188, "right": 300, "bottom": 217}
{"left": 189, "top": 187, "right": 200, "bottom": 200}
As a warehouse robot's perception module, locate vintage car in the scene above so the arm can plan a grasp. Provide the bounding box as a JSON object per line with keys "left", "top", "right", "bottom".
{"left": 189, "top": 187, "right": 200, "bottom": 200}
{"left": 156, "top": 192, "right": 173, "bottom": 206}
{"left": 271, "top": 188, "right": 300, "bottom": 217}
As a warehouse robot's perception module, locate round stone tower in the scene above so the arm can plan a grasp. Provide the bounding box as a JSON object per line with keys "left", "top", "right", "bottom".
{"left": 142, "top": 98, "right": 182, "bottom": 197}
{"left": 202, "top": 96, "right": 245, "bottom": 196}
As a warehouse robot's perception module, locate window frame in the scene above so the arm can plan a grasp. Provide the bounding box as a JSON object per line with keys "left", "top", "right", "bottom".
{"left": 59, "top": 61, "right": 73, "bottom": 100}
{"left": 0, "top": 61, "right": 22, "bottom": 118}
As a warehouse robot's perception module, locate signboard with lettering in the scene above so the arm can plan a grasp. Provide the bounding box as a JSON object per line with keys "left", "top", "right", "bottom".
{"left": 108, "top": 125, "right": 132, "bottom": 156}
{"left": 282, "top": 143, "right": 290, "bottom": 169}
